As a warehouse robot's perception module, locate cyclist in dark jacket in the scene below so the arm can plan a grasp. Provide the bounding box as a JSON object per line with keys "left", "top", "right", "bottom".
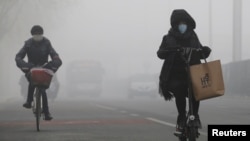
{"left": 15, "top": 25, "right": 62, "bottom": 120}
{"left": 157, "top": 9, "right": 211, "bottom": 134}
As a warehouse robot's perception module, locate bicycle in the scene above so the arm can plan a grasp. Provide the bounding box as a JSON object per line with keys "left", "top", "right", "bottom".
{"left": 30, "top": 68, "right": 54, "bottom": 131}
{"left": 168, "top": 47, "right": 202, "bottom": 141}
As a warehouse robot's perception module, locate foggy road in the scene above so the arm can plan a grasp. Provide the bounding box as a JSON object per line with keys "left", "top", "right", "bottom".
{"left": 0, "top": 96, "right": 249, "bottom": 141}
{"left": 1, "top": 0, "right": 250, "bottom": 140}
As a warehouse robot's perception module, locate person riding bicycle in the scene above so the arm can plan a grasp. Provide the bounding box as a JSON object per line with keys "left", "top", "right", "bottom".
{"left": 157, "top": 9, "right": 211, "bottom": 134}
{"left": 15, "top": 25, "right": 62, "bottom": 120}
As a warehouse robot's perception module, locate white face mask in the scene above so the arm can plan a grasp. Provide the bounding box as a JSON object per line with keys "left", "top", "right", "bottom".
{"left": 32, "top": 35, "right": 43, "bottom": 42}
{"left": 178, "top": 23, "right": 187, "bottom": 34}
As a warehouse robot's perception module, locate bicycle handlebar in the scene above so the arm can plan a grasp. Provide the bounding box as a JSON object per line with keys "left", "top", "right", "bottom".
{"left": 163, "top": 47, "right": 203, "bottom": 63}
{"left": 21, "top": 63, "right": 54, "bottom": 74}
{"left": 162, "top": 47, "right": 202, "bottom": 52}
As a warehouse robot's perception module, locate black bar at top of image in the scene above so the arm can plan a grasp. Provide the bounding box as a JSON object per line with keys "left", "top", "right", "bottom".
{"left": 208, "top": 125, "right": 250, "bottom": 141}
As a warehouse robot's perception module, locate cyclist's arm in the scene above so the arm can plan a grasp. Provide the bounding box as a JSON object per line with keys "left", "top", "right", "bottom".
{"left": 44, "top": 41, "right": 62, "bottom": 72}
{"left": 192, "top": 32, "right": 212, "bottom": 59}
{"left": 15, "top": 42, "right": 34, "bottom": 73}
{"left": 157, "top": 35, "right": 182, "bottom": 59}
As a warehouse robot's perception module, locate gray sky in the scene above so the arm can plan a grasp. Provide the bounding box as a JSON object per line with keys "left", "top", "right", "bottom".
{"left": 0, "top": 0, "right": 249, "bottom": 100}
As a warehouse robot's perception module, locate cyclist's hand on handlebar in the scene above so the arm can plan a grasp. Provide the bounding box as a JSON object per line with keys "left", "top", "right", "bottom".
{"left": 20, "top": 63, "right": 35, "bottom": 73}
{"left": 43, "top": 62, "right": 58, "bottom": 73}
{"left": 21, "top": 67, "right": 30, "bottom": 73}
{"left": 50, "top": 67, "right": 58, "bottom": 73}
{"left": 181, "top": 47, "right": 202, "bottom": 56}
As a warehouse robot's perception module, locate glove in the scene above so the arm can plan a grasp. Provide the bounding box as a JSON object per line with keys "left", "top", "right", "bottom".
{"left": 20, "top": 63, "right": 35, "bottom": 73}
{"left": 200, "top": 46, "right": 211, "bottom": 59}
{"left": 43, "top": 62, "right": 58, "bottom": 72}
{"left": 21, "top": 67, "right": 30, "bottom": 73}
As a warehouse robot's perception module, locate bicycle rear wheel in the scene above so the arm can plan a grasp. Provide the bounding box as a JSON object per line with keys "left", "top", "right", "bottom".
{"left": 35, "top": 88, "right": 42, "bottom": 131}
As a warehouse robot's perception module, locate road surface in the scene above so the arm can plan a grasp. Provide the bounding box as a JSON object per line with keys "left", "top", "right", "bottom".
{"left": 0, "top": 95, "right": 249, "bottom": 141}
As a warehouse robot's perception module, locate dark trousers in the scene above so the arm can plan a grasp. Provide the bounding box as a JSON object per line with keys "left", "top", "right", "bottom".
{"left": 168, "top": 73, "right": 200, "bottom": 117}
{"left": 26, "top": 83, "right": 50, "bottom": 114}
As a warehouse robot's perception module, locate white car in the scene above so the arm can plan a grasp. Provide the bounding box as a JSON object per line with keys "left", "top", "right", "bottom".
{"left": 127, "top": 73, "right": 158, "bottom": 99}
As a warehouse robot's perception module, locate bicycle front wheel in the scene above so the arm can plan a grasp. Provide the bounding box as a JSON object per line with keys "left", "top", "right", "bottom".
{"left": 179, "top": 136, "right": 187, "bottom": 141}
{"left": 188, "top": 127, "right": 197, "bottom": 141}
{"left": 35, "top": 88, "right": 42, "bottom": 131}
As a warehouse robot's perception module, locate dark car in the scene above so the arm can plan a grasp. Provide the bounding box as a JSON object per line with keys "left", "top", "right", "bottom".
{"left": 127, "top": 73, "right": 158, "bottom": 99}
{"left": 66, "top": 60, "right": 104, "bottom": 97}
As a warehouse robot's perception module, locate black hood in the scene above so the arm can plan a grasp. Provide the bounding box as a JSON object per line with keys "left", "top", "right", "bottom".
{"left": 170, "top": 9, "right": 196, "bottom": 29}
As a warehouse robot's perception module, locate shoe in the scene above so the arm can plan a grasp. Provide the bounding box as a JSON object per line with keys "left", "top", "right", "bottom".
{"left": 194, "top": 115, "right": 202, "bottom": 129}
{"left": 174, "top": 115, "right": 186, "bottom": 136}
{"left": 44, "top": 113, "right": 53, "bottom": 121}
{"left": 23, "top": 102, "right": 32, "bottom": 109}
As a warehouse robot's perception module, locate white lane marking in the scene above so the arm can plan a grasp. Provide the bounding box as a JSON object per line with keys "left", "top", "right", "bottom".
{"left": 130, "top": 113, "right": 139, "bottom": 117}
{"left": 146, "top": 117, "right": 207, "bottom": 136}
{"left": 95, "top": 104, "right": 117, "bottom": 111}
{"left": 120, "top": 110, "right": 127, "bottom": 113}
{"left": 146, "top": 117, "right": 176, "bottom": 127}
{"left": 95, "top": 104, "right": 208, "bottom": 136}
{"left": 198, "top": 130, "right": 207, "bottom": 136}
{"left": 198, "top": 131, "right": 207, "bottom": 136}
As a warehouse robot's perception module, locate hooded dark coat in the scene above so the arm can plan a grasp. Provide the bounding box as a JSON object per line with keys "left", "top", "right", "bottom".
{"left": 157, "top": 9, "right": 211, "bottom": 101}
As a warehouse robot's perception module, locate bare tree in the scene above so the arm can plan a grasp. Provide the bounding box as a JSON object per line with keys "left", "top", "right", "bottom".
{"left": 0, "top": 0, "right": 79, "bottom": 41}
{"left": 0, "top": 0, "right": 22, "bottom": 41}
